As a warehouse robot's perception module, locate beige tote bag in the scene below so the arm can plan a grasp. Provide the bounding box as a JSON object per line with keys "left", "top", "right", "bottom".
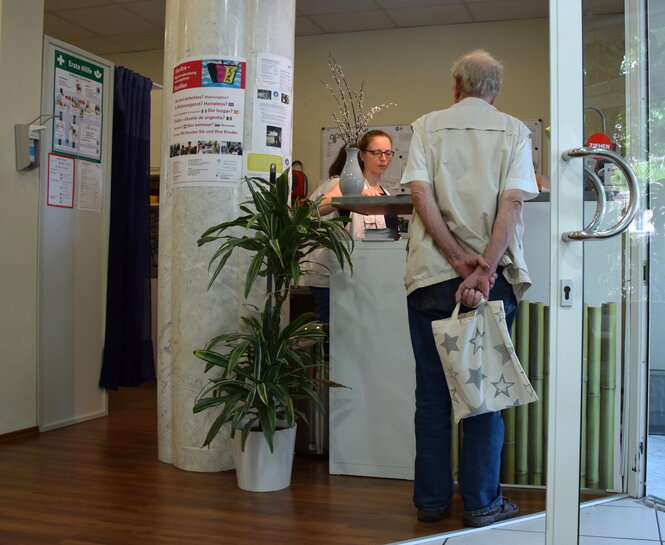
{"left": 431, "top": 299, "right": 538, "bottom": 423}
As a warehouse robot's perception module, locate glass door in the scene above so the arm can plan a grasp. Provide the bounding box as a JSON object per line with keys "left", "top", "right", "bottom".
{"left": 547, "top": 0, "right": 649, "bottom": 543}
{"left": 646, "top": 0, "right": 665, "bottom": 503}
{"left": 393, "top": 3, "right": 652, "bottom": 543}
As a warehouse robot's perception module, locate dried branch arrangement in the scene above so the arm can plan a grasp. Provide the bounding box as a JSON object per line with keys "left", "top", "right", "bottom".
{"left": 323, "top": 52, "right": 395, "bottom": 147}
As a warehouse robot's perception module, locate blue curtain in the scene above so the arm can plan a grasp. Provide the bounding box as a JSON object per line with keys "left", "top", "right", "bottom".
{"left": 100, "top": 67, "right": 154, "bottom": 389}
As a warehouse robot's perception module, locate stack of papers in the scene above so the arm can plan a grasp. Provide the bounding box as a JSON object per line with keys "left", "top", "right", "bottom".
{"left": 363, "top": 228, "right": 400, "bottom": 241}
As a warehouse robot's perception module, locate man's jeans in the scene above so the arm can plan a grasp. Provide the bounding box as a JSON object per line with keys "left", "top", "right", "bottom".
{"left": 406, "top": 273, "right": 517, "bottom": 515}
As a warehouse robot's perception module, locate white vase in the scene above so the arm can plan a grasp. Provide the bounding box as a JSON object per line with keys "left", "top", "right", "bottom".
{"left": 339, "top": 147, "right": 365, "bottom": 195}
{"left": 231, "top": 425, "right": 297, "bottom": 492}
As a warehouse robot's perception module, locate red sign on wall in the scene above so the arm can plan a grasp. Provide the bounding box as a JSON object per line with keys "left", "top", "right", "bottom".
{"left": 586, "top": 132, "right": 613, "bottom": 150}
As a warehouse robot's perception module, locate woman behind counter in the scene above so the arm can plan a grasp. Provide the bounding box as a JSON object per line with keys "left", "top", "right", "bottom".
{"left": 319, "top": 129, "right": 399, "bottom": 238}
{"left": 300, "top": 129, "right": 399, "bottom": 323}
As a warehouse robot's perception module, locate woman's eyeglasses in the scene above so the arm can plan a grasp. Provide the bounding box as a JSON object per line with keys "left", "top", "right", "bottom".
{"left": 363, "top": 149, "right": 395, "bottom": 158}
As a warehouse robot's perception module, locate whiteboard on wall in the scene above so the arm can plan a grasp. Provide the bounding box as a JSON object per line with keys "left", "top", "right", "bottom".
{"left": 39, "top": 36, "right": 114, "bottom": 431}
{"left": 321, "top": 118, "right": 543, "bottom": 195}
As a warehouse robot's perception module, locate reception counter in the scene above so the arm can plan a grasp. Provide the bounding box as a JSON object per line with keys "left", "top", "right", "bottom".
{"left": 327, "top": 197, "right": 621, "bottom": 480}
{"left": 329, "top": 239, "right": 415, "bottom": 479}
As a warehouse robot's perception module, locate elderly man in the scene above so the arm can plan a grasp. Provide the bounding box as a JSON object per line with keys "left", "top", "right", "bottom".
{"left": 400, "top": 50, "right": 539, "bottom": 527}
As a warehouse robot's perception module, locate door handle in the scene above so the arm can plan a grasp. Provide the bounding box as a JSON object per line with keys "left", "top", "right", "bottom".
{"left": 561, "top": 147, "right": 640, "bottom": 241}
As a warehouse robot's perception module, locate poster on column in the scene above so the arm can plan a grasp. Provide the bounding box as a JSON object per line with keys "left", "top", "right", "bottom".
{"left": 170, "top": 56, "right": 246, "bottom": 186}
{"left": 52, "top": 50, "right": 104, "bottom": 162}
{"left": 245, "top": 53, "right": 293, "bottom": 179}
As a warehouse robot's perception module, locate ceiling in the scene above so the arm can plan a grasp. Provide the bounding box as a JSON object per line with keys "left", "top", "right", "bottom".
{"left": 43, "top": 0, "right": 622, "bottom": 58}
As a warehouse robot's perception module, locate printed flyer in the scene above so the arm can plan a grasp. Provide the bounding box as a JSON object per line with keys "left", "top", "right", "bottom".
{"left": 47, "top": 153, "right": 75, "bottom": 208}
{"left": 77, "top": 160, "right": 103, "bottom": 212}
{"left": 170, "top": 56, "right": 246, "bottom": 186}
{"left": 52, "top": 50, "right": 104, "bottom": 162}
{"left": 246, "top": 53, "right": 293, "bottom": 178}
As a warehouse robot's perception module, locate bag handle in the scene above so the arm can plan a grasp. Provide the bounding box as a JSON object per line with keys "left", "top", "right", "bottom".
{"left": 451, "top": 298, "right": 487, "bottom": 319}
{"left": 451, "top": 301, "right": 462, "bottom": 319}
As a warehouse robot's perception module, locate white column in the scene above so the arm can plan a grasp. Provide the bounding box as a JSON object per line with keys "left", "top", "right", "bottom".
{"left": 158, "top": 0, "right": 295, "bottom": 472}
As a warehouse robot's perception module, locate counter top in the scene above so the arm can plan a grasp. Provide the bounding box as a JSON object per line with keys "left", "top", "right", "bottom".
{"left": 332, "top": 195, "right": 413, "bottom": 215}
{"left": 331, "top": 191, "right": 604, "bottom": 216}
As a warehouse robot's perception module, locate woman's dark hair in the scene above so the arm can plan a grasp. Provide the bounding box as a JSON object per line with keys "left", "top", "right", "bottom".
{"left": 328, "top": 146, "right": 347, "bottom": 178}
{"left": 357, "top": 129, "right": 392, "bottom": 171}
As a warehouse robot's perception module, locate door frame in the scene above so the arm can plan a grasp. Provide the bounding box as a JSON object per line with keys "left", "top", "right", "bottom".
{"left": 547, "top": 0, "right": 650, "bottom": 542}
{"left": 623, "top": 0, "right": 649, "bottom": 500}
{"left": 546, "top": 0, "right": 585, "bottom": 542}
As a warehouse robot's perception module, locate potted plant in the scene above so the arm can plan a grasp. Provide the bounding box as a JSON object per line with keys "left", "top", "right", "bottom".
{"left": 192, "top": 169, "right": 353, "bottom": 491}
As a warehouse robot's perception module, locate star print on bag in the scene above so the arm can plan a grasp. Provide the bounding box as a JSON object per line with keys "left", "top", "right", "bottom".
{"left": 441, "top": 333, "right": 460, "bottom": 355}
{"left": 469, "top": 328, "right": 485, "bottom": 354}
{"left": 446, "top": 366, "right": 460, "bottom": 380}
{"left": 431, "top": 299, "right": 538, "bottom": 422}
{"left": 494, "top": 343, "right": 514, "bottom": 365}
{"left": 465, "top": 365, "right": 487, "bottom": 390}
{"left": 468, "top": 400, "right": 490, "bottom": 417}
{"left": 450, "top": 387, "right": 459, "bottom": 404}
{"left": 491, "top": 374, "right": 515, "bottom": 398}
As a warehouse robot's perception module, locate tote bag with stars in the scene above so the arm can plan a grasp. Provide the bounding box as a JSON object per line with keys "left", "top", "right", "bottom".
{"left": 431, "top": 299, "right": 538, "bottom": 423}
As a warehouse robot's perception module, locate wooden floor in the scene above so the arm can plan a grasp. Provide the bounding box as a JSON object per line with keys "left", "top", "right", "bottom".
{"left": 0, "top": 381, "right": 559, "bottom": 545}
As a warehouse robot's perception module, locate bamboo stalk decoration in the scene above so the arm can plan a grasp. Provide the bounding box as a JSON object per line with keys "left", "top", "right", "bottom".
{"left": 497, "top": 301, "right": 618, "bottom": 490}
{"left": 515, "top": 301, "right": 530, "bottom": 485}
{"left": 600, "top": 303, "right": 617, "bottom": 490}
{"left": 501, "top": 409, "right": 516, "bottom": 483}
{"left": 542, "top": 305, "right": 549, "bottom": 486}
{"left": 501, "top": 323, "right": 518, "bottom": 484}
{"left": 586, "top": 306, "right": 602, "bottom": 488}
{"left": 528, "top": 303, "right": 545, "bottom": 485}
{"left": 580, "top": 305, "right": 589, "bottom": 488}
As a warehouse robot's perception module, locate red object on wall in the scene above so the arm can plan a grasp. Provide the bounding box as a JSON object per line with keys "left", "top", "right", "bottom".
{"left": 291, "top": 169, "right": 308, "bottom": 202}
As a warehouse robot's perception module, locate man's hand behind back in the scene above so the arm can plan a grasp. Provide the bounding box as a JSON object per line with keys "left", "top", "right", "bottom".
{"left": 455, "top": 264, "right": 497, "bottom": 306}
{"left": 450, "top": 253, "right": 490, "bottom": 280}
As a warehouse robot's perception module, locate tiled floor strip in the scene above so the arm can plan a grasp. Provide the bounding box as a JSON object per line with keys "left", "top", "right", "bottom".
{"left": 390, "top": 496, "right": 663, "bottom": 545}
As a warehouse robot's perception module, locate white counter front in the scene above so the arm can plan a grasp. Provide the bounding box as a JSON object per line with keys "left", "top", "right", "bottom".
{"left": 329, "top": 239, "right": 415, "bottom": 480}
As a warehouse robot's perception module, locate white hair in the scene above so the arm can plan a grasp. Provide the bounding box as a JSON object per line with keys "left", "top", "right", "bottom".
{"left": 451, "top": 49, "right": 503, "bottom": 100}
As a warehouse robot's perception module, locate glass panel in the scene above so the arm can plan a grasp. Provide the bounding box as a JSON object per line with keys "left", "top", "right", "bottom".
{"left": 647, "top": 0, "right": 665, "bottom": 503}
{"left": 581, "top": 3, "right": 626, "bottom": 504}
{"left": 581, "top": 0, "right": 653, "bottom": 512}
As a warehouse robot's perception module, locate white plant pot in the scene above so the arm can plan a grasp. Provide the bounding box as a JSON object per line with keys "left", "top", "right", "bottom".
{"left": 231, "top": 425, "right": 297, "bottom": 492}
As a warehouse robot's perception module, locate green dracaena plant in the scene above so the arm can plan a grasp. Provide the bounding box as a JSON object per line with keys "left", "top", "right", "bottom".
{"left": 193, "top": 301, "right": 344, "bottom": 451}
{"left": 193, "top": 169, "right": 353, "bottom": 451}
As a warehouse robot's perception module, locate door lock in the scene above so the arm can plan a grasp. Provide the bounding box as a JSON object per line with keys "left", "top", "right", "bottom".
{"left": 560, "top": 279, "right": 573, "bottom": 307}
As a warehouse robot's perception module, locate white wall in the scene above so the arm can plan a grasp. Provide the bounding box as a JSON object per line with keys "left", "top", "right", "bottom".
{"left": 293, "top": 19, "right": 550, "bottom": 186}
{"left": 0, "top": 1, "right": 45, "bottom": 434}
